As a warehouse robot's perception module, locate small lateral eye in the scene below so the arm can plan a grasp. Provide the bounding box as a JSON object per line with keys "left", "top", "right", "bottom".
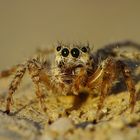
{"left": 81, "top": 47, "right": 87, "bottom": 53}
{"left": 56, "top": 46, "right": 61, "bottom": 51}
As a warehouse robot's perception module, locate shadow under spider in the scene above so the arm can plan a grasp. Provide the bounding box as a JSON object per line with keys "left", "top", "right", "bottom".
{"left": 66, "top": 90, "right": 89, "bottom": 114}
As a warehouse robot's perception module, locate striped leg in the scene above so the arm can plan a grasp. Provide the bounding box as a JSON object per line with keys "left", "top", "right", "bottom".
{"left": 27, "top": 59, "right": 47, "bottom": 112}
{"left": 4, "top": 64, "right": 26, "bottom": 114}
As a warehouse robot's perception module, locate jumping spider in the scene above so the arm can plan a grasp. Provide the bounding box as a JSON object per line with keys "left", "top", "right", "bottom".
{"left": 0, "top": 42, "right": 136, "bottom": 115}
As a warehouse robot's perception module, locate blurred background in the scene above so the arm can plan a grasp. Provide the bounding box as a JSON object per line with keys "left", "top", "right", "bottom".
{"left": 0, "top": 0, "right": 140, "bottom": 69}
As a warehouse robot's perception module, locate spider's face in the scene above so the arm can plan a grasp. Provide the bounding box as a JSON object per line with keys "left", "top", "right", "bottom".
{"left": 55, "top": 43, "right": 91, "bottom": 69}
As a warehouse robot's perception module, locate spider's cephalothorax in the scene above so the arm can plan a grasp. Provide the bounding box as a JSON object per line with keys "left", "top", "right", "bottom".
{"left": 0, "top": 41, "right": 137, "bottom": 116}
{"left": 53, "top": 43, "right": 93, "bottom": 85}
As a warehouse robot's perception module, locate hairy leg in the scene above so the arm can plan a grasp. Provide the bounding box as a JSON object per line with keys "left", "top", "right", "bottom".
{"left": 4, "top": 64, "right": 26, "bottom": 114}
{"left": 4, "top": 57, "right": 52, "bottom": 114}
{"left": 96, "top": 57, "right": 116, "bottom": 114}
{"left": 117, "top": 60, "right": 136, "bottom": 113}
{"left": 27, "top": 58, "right": 47, "bottom": 112}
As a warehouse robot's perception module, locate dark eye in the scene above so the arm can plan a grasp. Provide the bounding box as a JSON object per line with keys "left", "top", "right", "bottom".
{"left": 61, "top": 48, "right": 69, "bottom": 57}
{"left": 56, "top": 46, "right": 61, "bottom": 51}
{"left": 81, "top": 47, "right": 87, "bottom": 53}
{"left": 71, "top": 48, "right": 80, "bottom": 58}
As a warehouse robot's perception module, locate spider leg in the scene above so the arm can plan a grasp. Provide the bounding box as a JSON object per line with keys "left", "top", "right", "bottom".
{"left": 96, "top": 57, "right": 116, "bottom": 114}
{"left": 117, "top": 60, "right": 136, "bottom": 113}
{"left": 4, "top": 64, "right": 26, "bottom": 114}
{"left": 4, "top": 57, "right": 51, "bottom": 114}
{"left": 27, "top": 58, "right": 47, "bottom": 112}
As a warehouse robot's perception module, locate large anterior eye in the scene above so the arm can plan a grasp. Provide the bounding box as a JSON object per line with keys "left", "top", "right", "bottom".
{"left": 61, "top": 48, "right": 69, "bottom": 57}
{"left": 71, "top": 48, "right": 80, "bottom": 58}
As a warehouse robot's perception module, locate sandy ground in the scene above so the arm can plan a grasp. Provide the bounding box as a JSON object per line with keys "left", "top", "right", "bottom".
{"left": 0, "top": 45, "right": 140, "bottom": 140}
